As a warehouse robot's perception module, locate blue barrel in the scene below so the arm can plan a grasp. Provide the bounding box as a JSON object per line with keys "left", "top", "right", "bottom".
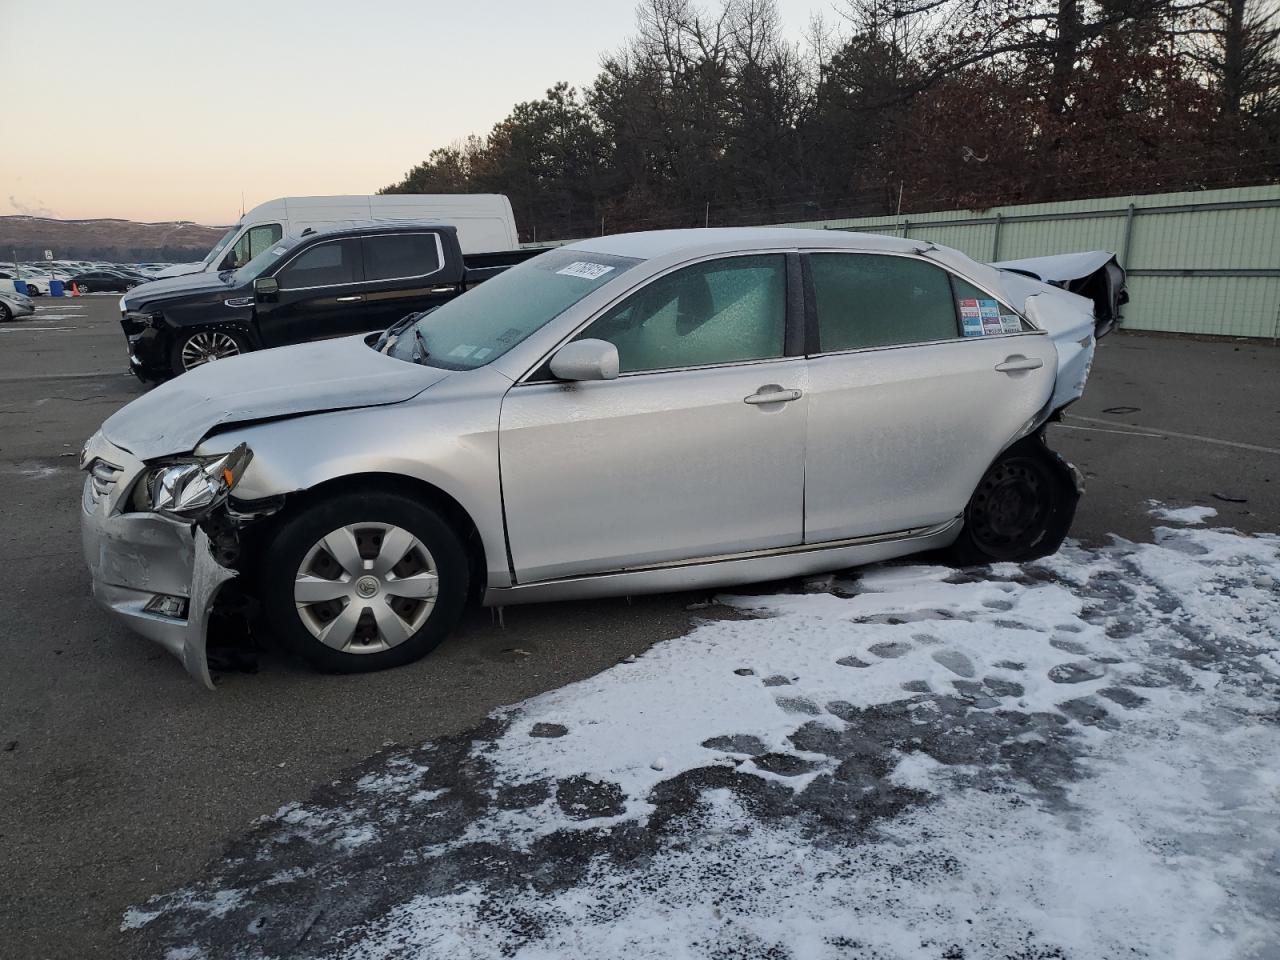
{"left": 13, "top": 280, "right": 28, "bottom": 295}
{"left": 49, "top": 279, "right": 65, "bottom": 297}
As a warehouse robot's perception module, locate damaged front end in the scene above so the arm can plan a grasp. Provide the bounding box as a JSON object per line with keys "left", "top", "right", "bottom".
{"left": 80, "top": 432, "right": 273, "bottom": 688}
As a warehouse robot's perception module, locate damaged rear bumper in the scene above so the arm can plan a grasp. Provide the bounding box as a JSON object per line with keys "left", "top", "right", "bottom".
{"left": 80, "top": 435, "right": 234, "bottom": 689}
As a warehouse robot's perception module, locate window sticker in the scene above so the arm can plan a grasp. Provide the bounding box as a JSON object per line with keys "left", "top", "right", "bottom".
{"left": 556, "top": 261, "right": 615, "bottom": 281}
{"left": 270, "top": 245, "right": 287, "bottom": 256}
{"left": 961, "top": 297, "right": 1020, "bottom": 336}
{"left": 472, "top": 347, "right": 493, "bottom": 360}
{"left": 447, "top": 344, "right": 477, "bottom": 358}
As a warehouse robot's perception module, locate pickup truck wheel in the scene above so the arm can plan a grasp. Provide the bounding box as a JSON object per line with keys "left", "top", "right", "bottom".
{"left": 947, "top": 439, "right": 1078, "bottom": 565}
{"left": 260, "top": 491, "right": 469, "bottom": 674}
{"left": 171, "top": 328, "right": 246, "bottom": 376}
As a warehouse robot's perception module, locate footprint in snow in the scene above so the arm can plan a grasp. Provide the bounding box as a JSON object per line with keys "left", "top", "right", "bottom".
{"left": 931, "top": 649, "right": 976, "bottom": 678}
{"left": 867, "top": 641, "right": 912, "bottom": 659}
{"left": 1049, "top": 662, "right": 1107, "bottom": 684}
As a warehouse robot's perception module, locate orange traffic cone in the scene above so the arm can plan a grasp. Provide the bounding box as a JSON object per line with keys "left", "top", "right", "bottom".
{"left": 71, "top": 282, "right": 81, "bottom": 297}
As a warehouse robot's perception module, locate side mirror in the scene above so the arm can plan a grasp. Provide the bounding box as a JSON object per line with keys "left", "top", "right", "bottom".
{"left": 254, "top": 277, "right": 279, "bottom": 303}
{"left": 549, "top": 338, "right": 619, "bottom": 382}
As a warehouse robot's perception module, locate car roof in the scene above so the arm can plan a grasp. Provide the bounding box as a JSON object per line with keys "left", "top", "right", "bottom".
{"left": 289, "top": 219, "right": 460, "bottom": 244}
{"left": 566, "top": 227, "right": 927, "bottom": 261}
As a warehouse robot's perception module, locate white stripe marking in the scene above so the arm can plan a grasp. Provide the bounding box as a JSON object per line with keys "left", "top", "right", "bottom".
{"left": 1065, "top": 414, "right": 1280, "bottom": 456}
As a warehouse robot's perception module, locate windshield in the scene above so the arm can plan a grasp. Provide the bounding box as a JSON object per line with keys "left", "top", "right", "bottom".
{"left": 231, "top": 238, "right": 297, "bottom": 285}
{"left": 201, "top": 225, "right": 241, "bottom": 269}
{"left": 389, "top": 248, "right": 641, "bottom": 370}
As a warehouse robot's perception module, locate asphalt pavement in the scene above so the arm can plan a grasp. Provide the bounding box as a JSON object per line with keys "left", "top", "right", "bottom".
{"left": 0, "top": 295, "right": 1276, "bottom": 959}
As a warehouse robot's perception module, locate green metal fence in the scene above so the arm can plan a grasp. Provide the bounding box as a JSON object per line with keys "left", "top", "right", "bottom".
{"left": 777, "top": 185, "right": 1280, "bottom": 340}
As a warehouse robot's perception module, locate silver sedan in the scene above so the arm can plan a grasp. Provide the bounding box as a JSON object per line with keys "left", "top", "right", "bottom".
{"left": 80, "top": 228, "right": 1124, "bottom": 687}
{"left": 0, "top": 288, "right": 35, "bottom": 322}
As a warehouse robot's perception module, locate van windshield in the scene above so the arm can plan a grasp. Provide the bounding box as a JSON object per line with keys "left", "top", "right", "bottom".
{"left": 388, "top": 248, "right": 641, "bottom": 370}
{"left": 201, "top": 226, "right": 240, "bottom": 269}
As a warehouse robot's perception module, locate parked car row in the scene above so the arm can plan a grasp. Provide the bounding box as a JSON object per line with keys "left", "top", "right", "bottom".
{"left": 1, "top": 263, "right": 158, "bottom": 295}
{"left": 85, "top": 223, "right": 1127, "bottom": 687}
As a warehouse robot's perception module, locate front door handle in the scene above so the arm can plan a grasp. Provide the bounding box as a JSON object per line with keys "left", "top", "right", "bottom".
{"left": 744, "top": 385, "right": 803, "bottom": 405}
{"left": 994, "top": 355, "right": 1043, "bottom": 373}
{"left": 335, "top": 295, "right": 364, "bottom": 303}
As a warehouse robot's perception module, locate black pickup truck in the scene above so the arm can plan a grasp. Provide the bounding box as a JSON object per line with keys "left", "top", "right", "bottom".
{"left": 119, "top": 222, "right": 539, "bottom": 380}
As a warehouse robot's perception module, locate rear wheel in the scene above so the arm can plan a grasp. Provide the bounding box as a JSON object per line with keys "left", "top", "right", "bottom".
{"left": 259, "top": 491, "right": 470, "bottom": 674}
{"left": 170, "top": 328, "right": 246, "bottom": 376}
{"left": 79, "top": 282, "right": 91, "bottom": 293}
{"left": 0, "top": 303, "right": 11, "bottom": 322}
{"left": 947, "top": 438, "right": 1079, "bottom": 565}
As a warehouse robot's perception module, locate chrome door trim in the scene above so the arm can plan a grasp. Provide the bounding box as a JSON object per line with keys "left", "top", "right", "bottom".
{"left": 273, "top": 232, "right": 447, "bottom": 293}
{"left": 483, "top": 518, "right": 962, "bottom": 606}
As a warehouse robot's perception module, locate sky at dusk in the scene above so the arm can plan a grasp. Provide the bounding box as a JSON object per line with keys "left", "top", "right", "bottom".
{"left": 2, "top": 0, "right": 832, "bottom": 226}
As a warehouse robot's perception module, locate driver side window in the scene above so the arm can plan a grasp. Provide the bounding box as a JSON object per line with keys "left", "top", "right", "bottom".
{"left": 576, "top": 254, "right": 786, "bottom": 374}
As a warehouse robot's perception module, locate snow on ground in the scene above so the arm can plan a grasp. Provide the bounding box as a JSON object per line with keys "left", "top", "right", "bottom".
{"left": 124, "top": 525, "right": 1280, "bottom": 960}
{"left": 1149, "top": 500, "right": 1220, "bottom": 525}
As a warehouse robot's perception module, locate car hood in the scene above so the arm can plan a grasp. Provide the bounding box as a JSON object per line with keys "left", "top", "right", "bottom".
{"left": 123, "top": 272, "right": 234, "bottom": 310}
{"left": 152, "top": 262, "right": 206, "bottom": 280}
{"left": 101, "top": 336, "right": 450, "bottom": 460}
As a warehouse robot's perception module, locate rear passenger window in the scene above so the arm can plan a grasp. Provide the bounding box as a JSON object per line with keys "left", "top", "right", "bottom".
{"left": 364, "top": 234, "right": 442, "bottom": 282}
{"left": 810, "top": 254, "right": 958, "bottom": 351}
{"left": 277, "top": 239, "right": 361, "bottom": 289}
{"left": 952, "top": 278, "right": 1031, "bottom": 337}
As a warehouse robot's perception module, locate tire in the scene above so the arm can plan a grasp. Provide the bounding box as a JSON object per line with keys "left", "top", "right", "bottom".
{"left": 169, "top": 327, "right": 247, "bottom": 376}
{"left": 0, "top": 303, "right": 11, "bottom": 322}
{"left": 259, "top": 490, "right": 470, "bottom": 674}
{"left": 946, "top": 436, "right": 1079, "bottom": 566}
{"left": 79, "top": 282, "right": 91, "bottom": 293}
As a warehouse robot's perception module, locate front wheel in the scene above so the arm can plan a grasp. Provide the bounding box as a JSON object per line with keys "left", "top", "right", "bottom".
{"left": 947, "top": 437, "right": 1079, "bottom": 565}
{"left": 170, "top": 328, "right": 246, "bottom": 376}
{"left": 259, "top": 491, "right": 470, "bottom": 674}
{"left": 0, "top": 302, "right": 11, "bottom": 322}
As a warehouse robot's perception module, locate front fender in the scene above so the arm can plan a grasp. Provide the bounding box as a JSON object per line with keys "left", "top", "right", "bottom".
{"left": 194, "top": 368, "right": 513, "bottom": 587}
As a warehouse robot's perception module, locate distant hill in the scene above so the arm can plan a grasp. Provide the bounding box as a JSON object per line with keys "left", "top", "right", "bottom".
{"left": 0, "top": 215, "right": 228, "bottom": 263}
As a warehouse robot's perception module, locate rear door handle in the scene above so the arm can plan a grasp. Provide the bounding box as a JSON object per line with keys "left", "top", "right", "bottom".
{"left": 744, "top": 386, "right": 803, "bottom": 405}
{"left": 335, "top": 295, "right": 364, "bottom": 303}
{"left": 995, "top": 355, "right": 1043, "bottom": 373}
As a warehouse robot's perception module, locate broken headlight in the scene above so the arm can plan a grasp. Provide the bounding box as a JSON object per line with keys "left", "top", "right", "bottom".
{"left": 132, "top": 443, "right": 253, "bottom": 522}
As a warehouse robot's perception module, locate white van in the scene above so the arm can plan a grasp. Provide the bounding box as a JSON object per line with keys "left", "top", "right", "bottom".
{"left": 155, "top": 194, "right": 520, "bottom": 279}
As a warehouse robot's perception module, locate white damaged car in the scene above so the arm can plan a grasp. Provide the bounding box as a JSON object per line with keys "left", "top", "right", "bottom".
{"left": 79, "top": 228, "right": 1125, "bottom": 686}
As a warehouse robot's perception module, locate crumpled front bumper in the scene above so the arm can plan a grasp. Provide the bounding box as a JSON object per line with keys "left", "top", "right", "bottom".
{"left": 80, "top": 433, "right": 234, "bottom": 689}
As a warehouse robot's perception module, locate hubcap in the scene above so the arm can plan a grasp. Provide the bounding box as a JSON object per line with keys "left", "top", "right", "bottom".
{"left": 181, "top": 331, "right": 240, "bottom": 370}
{"left": 294, "top": 522, "right": 438, "bottom": 654}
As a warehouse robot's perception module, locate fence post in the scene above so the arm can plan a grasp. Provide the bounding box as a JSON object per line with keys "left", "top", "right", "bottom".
{"left": 992, "top": 213, "right": 1003, "bottom": 261}
{"left": 901, "top": 219, "right": 910, "bottom": 238}
{"left": 1120, "top": 203, "right": 1136, "bottom": 269}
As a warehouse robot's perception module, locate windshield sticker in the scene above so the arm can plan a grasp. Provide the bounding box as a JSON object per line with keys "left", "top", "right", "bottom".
{"left": 270, "top": 245, "right": 287, "bottom": 256}
{"left": 447, "top": 344, "right": 477, "bottom": 358}
{"left": 556, "top": 261, "right": 615, "bottom": 281}
{"left": 472, "top": 347, "right": 493, "bottom": 360}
